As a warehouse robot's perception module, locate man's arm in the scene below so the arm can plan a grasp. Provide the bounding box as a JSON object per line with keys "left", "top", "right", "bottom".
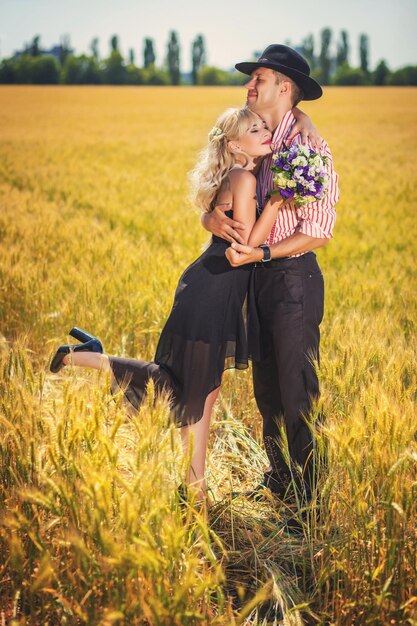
{"left": 225, "top": 232, "right": 329, "bottom": 266}
{"left": 201, "top": 206, "right": 245, "bottom": 244}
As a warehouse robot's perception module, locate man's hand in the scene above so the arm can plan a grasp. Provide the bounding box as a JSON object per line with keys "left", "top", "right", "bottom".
{"left": 201, "top": 204, "right": 245, "bottom": 244}
{"left": 288, "top": 107, "right": 323, "bottom": 152}
{"left": 226, "top": 233, "right": 331, "bottom": 267}
{"left": 225, "top": 242, "right": 263, "bottom": 267}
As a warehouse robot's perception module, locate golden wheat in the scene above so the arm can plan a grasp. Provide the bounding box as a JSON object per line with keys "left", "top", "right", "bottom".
{"left": 0, "top": 86, "right": 416, "bottom": 625}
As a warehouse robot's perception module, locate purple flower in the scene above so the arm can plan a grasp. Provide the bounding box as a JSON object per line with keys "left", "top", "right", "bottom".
{"left": 271, "top": 144, "right": 329, "bottom": 206}
{"left": 280, "top": 187, "right": 295, "bottom": 198}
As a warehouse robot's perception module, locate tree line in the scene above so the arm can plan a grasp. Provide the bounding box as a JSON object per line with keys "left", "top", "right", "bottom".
{"left": 0, "top": 32, "right": 244, "bottom": 86}
{"left": 0, "top": 29, "right": 415, "bottom": 86}
{"left": 297, "top": 29, "right": 416, "bottom": 86}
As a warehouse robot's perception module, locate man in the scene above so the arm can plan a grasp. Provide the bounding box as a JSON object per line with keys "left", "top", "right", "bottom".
{"left": 201, "top": 45, "right": 339, "bottom": 501}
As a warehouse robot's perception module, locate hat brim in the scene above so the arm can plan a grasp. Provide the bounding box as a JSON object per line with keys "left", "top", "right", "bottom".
{"left": 235, "top": 61, "right": 323, "bottom": 101}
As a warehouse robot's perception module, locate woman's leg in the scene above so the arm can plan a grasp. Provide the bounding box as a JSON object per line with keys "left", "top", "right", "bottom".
{"left": 63, "top": 352, "right": 219, "bottom": 501}
{"left": 180, "top": 386, "right": 220, "bottom": 502}
{"left": 62, "top": 352, "right": 112, "bottom": 371}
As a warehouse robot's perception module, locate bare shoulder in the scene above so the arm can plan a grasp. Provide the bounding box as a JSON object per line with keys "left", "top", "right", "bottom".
{"left": 228, "top": 168, "right": 256, "bottom": 192}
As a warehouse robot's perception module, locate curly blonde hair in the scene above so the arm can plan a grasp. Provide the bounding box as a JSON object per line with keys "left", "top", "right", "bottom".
{"left": 189, "top": 107, "right": 261, "bottom": 213}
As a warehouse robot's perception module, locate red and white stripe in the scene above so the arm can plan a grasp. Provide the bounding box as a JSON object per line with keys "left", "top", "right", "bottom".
{"left": 257, "top": 110, "right": 339, "bottom": 254}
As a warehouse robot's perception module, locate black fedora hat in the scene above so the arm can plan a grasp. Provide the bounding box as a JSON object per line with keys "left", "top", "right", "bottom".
{"left": 235, "top": 44, "right": 322, "bottom": 101}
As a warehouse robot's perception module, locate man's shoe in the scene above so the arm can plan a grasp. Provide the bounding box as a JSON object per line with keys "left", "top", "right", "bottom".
{"left": 231, "top": 480, "right": 289, "bottom": 502}
{"left": 243, "top": 484, "right": 274, "bottom": 501}
{"left": 230, "top": 467, "right": 300, "bottom": 501}
{"left": 283, "top": 515, "right": 304, "bottom": 535}
{"left": 50, "top": 335, "right": 103, "bottom": 373}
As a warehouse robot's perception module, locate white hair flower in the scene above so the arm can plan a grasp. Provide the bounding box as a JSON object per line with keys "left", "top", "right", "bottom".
{"left": 208, "top": 126, "right": 224, "bottom": 142}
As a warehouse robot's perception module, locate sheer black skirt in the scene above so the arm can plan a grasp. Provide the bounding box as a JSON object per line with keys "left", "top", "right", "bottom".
{"left": 108, "top": 236, "right": 253, "bottom": 427}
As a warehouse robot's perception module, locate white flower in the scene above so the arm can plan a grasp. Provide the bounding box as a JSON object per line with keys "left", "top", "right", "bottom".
{"left": 298, "top": 144, "right": 310, "bottom": 158}
{"left": 292, "top": 156, "right": 308, "bottom": 166}
{"left": 311, "top": 155, "right": 323, "bottom": 168}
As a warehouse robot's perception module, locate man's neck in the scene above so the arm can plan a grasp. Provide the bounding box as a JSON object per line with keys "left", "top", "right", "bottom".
{"left": 260, "top": 103, "right": 293, "bottom": 133}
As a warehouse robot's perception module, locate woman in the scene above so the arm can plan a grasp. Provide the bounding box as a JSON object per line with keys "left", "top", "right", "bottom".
{"left": 49, "top": 106, "right": 310, "bottom": 504}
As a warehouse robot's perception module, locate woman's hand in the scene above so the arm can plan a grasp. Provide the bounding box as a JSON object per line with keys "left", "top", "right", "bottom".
{"left": 201, "top": 204, "right": 245, "bottom": 244}
{"left": 288, "top": 107, "right": 323, "bottom": 152}
{"left": 225, "top": 242, "right": 263, "bottom": 267}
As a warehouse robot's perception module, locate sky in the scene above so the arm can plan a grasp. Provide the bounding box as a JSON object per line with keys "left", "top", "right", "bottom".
{"left": 1, "top": 0, "right": 416, "bottom": 72}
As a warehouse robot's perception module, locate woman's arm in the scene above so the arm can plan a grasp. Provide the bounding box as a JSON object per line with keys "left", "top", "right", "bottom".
{"left": 227, "top": 171, "right": 257, "bottom": 245}
{"left": 247, "top": 194, "right": 284, "bottom": 247}
{"left": 289, "top": 107, "right": 323, "bottom": 150}
{"left": 229, "top": 171, "right": 283, "bottom": 246}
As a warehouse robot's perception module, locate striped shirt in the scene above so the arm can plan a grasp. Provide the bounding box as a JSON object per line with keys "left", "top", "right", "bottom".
{"left": 257, "top": 109, "right": 339, "bottom": 253}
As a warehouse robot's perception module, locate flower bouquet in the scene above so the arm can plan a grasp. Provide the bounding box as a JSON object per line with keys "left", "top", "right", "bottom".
{"left": 271, "top": 144, "right": 329, "bottom": 206}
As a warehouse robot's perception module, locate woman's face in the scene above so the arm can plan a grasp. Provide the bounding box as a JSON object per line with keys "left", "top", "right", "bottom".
{"left": 232, "top": 116, "right": 273, "bottom": 157}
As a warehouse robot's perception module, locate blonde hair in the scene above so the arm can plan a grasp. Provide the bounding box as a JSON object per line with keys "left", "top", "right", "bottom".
{"left": 189, "top": 107, "right": 261, "bottom": 213}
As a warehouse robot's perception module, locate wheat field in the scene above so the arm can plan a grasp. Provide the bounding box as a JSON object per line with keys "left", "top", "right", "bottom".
{"left": 0, "top": 85, "right": 416, "bottom": 625}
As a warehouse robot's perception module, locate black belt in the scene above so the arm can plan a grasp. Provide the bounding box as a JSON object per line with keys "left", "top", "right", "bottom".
{"left": 253, "top": 251, "right": 315, "bottom": 268}
{"left": 253, "top": 256, "right": 293, "bottom": 267}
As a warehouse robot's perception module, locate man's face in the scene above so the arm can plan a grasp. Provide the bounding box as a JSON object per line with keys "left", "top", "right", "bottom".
{"left": 245, "top": 67, "right": 280, "bottom": 114}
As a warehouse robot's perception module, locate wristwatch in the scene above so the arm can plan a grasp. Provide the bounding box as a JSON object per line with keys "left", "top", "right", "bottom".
{"left": 258, "top": 244, "right": 271, "bottom": 262}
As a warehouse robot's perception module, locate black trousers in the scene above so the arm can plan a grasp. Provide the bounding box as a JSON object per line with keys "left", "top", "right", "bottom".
{"left": 251, "top": 252, "right": 324, "bottom": 497}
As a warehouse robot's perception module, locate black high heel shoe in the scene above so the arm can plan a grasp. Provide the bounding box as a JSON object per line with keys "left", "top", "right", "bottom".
{"left": 50, "top": 330, "right": 103, "bottom": 374}
{"left": 68, "top": 327, "right": 97, "bottom": 344}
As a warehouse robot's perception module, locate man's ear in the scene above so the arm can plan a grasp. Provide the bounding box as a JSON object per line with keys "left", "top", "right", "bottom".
{"left": 279, "top": 80, "right": 291, "bottom": 96}
{"left": 228, "top": 140, "right": 240, "bottom": 154}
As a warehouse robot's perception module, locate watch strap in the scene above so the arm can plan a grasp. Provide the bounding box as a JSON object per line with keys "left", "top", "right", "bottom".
{"left": 258, "top": 245, "right": 271, "bottom": 262}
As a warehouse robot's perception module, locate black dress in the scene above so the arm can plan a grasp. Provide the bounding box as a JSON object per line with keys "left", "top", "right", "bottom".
{"left": 109, "top": 227, "right": 254, "bottom": 427}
